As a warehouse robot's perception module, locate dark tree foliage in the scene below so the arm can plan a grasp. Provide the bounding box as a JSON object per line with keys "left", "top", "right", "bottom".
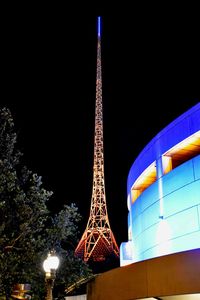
{"left": 0, "top": 107, "right": 91, "bottom": 299}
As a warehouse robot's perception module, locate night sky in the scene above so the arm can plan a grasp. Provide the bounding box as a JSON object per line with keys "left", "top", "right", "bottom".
{"left": 1, "top": 13, "right": 200, "bottom": 247}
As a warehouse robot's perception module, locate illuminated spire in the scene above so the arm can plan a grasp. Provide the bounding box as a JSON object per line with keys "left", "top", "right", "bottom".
{"left": 75, "top": 16, "right": 119, "bottom": 263}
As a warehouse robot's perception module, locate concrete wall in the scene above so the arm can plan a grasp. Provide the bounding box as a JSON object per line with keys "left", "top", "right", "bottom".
{"left": 87, "top": 249, "right": 200, "bottom": 300}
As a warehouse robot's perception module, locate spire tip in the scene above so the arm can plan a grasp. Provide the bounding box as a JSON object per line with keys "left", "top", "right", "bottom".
{"left": 98, "top": 16, "right": 101, "bottom": 37}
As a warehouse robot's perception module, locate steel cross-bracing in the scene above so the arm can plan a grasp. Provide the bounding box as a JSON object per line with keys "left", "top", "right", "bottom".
{"left": 75, "top": 17, "right": 119, "bottom": 262}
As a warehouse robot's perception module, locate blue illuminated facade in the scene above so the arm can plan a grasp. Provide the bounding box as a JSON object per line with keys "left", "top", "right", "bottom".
{"left": 120, "top": 103, "right": 200, "bottom": 266}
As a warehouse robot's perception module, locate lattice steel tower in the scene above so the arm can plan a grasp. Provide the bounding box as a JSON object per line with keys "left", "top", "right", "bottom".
{"left": 75, "top": 17, "right": 119, "bottom": 262}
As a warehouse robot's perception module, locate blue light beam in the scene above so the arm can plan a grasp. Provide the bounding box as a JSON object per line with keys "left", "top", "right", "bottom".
{"left": 98, "top": 16, "right": 101, "bottom": 37}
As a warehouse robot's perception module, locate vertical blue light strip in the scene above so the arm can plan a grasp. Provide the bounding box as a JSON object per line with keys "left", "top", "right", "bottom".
{"left": 98, "top": 16, "right": 101, "bottom": 37}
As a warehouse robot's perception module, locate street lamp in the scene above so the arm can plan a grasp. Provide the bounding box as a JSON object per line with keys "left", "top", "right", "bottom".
{"left": 43, "top": 249, "right": 59, "bottom": 300}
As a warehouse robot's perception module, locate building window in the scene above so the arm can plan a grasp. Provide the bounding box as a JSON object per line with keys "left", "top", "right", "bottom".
{"left": 131, "top": 161, "right": 156, "bottom": 203}
{"left": 163, "top": 130, "right": 200, "bottom": 172}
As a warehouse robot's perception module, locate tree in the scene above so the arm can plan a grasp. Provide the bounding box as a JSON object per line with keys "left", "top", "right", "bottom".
{"left": 0, "top": 107, "right": 91, "bottom": 299}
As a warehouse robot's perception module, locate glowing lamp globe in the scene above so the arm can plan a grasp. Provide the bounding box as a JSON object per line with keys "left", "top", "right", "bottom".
{"left": 43, "top": 252, "right": 59, "bottom": 273}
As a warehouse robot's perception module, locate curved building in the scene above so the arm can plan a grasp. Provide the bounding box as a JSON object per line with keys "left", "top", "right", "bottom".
{"left": 87, "top": 103, "right": 200, "bottom": 300}
{"left": 120, "top": 103, "right": 200, "bottom": 266}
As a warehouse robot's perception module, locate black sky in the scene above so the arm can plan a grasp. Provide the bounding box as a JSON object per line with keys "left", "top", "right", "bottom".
{"left": 1, "top": 12, "right": 200, "bottom": 246}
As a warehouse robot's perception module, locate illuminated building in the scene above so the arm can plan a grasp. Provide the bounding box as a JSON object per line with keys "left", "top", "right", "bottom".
{"left": 75, "top": 17, "right": 119, "bottom": 263}
{"left": 87, "top": 103, "right": 200, "bottom": 300}
{"left": 120, "top": 102, "right": 200, "bottom": 266}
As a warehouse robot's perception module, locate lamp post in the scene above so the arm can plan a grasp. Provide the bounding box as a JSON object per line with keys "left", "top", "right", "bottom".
{"left": 43, "top": 249, "right": 59, "bottom": 300}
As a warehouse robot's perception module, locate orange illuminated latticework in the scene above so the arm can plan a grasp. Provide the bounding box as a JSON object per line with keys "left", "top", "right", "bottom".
{"left": 75, "top": 17, "right": 119, "bottom": 262}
